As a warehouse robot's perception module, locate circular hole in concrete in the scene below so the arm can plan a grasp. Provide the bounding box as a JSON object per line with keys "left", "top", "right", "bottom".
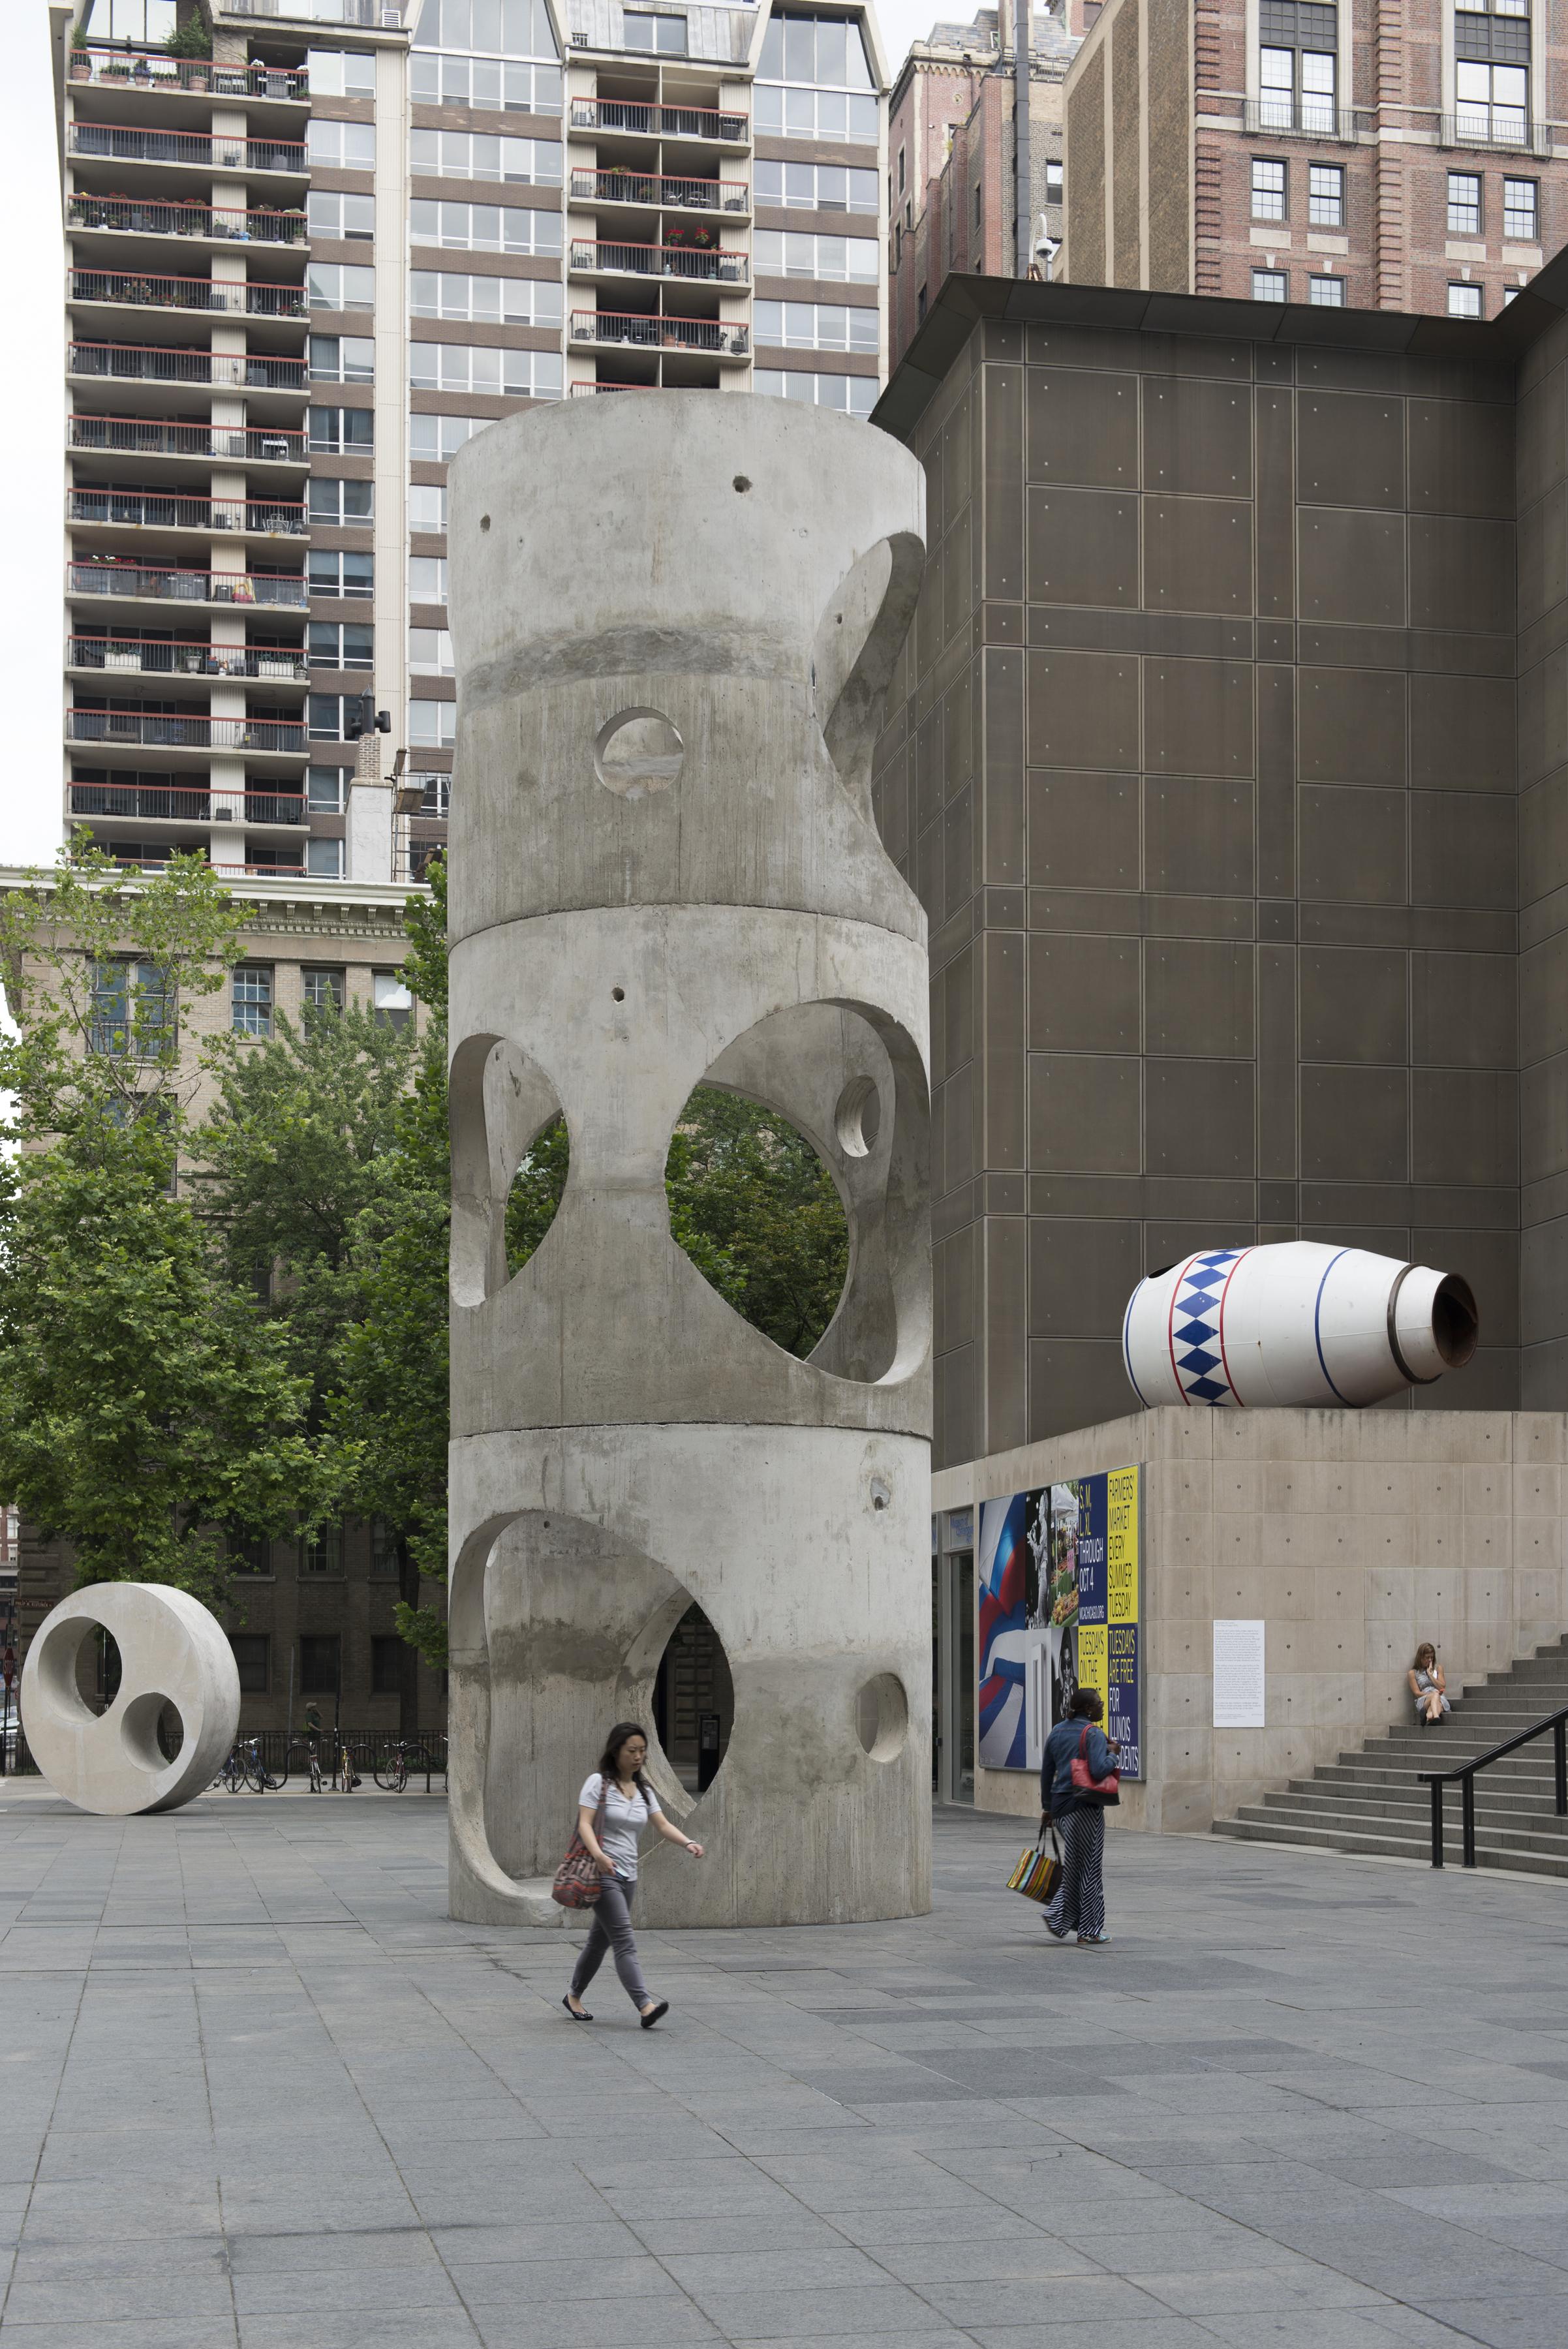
{"left": 856, "top": 1673, "right": 908, "bottom": 1762}
{"left": 118, "top": 1688, "right": 175, "bottom": 1772}
{"left": 653, "top": 1603, "right": 733, "bottom": 1795}
{"left": 733, "top": 474, "right": 751, "bottom": 493}
{"left": 666, "top": 1085, "right": 847, "bottom": 1360}
{"left": 95, "top": 1628, "right": 123, "bottom": 1713}
{"left": 479, "top": 513, "right": 491, "bottom": 532}
{"left": 833, "top": 1075, "right": 882, "bottom": 1160}
{"left": 594, "top": 708, "right": 684, "bottom": 801}
{"left": 506, "top": 1113, "right": 570, "bottom": 1277}
{"left": 611, "top": 987, "right": 625, "bottom": 1002}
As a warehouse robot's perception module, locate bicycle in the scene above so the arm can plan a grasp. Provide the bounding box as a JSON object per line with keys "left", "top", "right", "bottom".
{"left": 288, "top": 1735, "right": 324, "bottom": 1793}
{"left": 214, "top": 1737, "right": 285, "bottom": 1793}
{"left": 335, "top": 1740, "right": 361, "bottom": 1792}
{"left": 374, "top": 1738, "right": 413, "bottom": 1793}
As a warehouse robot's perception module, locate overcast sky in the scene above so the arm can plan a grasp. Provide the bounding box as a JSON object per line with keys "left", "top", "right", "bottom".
{"left": 0, "top": 0, "right": 951, "bottom": 870}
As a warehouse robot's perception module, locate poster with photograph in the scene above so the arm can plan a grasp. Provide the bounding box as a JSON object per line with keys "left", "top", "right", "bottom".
{"left": 977, "top": 1466, "right": 1141, "bottom": 1777}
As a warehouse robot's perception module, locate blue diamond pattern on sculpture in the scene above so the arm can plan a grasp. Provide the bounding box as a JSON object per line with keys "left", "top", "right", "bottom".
{"left": 1175, "top": 1316, "right": 1217, "bottom": 1346}
{"left": 1171, "top": 1250, "right": 1246, "bottom": 1407}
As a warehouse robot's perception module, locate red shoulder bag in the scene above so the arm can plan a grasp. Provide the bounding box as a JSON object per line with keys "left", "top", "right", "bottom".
{"left": 1068, "top": 1724, "right": 1120, "bottom": 1803}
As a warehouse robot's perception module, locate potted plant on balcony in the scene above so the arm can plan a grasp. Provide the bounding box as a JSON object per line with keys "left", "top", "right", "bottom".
{"left": 164, "top": 10, "right": 211, "bottom": 88}
{"left": 70, "top": 24, "right": 91, "bottom": 80}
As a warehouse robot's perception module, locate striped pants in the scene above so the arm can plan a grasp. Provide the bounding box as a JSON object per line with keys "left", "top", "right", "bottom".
{"left": 1044, "top": 1805, "right": 1106, "bottom": 1939}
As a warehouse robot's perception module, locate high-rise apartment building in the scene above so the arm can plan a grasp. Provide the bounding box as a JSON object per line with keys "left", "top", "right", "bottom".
{"left": 55, "top": 0, "right": 892, "bottom": 909}
{"left": 1058, "top": 0, "right": 1564, "bottom": 317}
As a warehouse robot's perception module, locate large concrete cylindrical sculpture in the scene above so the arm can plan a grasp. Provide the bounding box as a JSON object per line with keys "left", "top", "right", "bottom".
{"left": 20, "top": 1582, "right": 240, "bottom": 1814}
{"left": 445, "top": 393, "right": 930, "bottom": 1928}
{"left": 1123, "top": 1242, "right": 1479, "bottom": 1409}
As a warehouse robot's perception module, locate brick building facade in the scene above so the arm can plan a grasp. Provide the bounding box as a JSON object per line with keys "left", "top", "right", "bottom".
{"left": 1062, "top": 0, "right": 1565, "bottom": 320}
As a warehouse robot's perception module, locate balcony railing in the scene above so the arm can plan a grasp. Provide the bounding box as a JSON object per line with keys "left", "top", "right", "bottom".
{"left": 67, "top": 123, "right": 308, "bottom": 174}
{"left": 1240, "top": 98, "right": 1360, "bottom": 143}
{"left": 69, "top": 48, "right": 309, "bottom": 99}
{"left": 69, "top": 342, "right": 309, "bottom": 392}
{"left": 67, "top": 710, "right": 309, "bottom": 754}
{"left": 69, "top": 636, "right": 310, "bottom": 682}
{"left": 69, "top": 780, "right": 306, "bottom": 824}
{"left": 69, "top": 268, "right": 309, "bottom": 318}
{"left": 571, "top": 309, "right": 750, "bottom": 356}
{"left": 569, "top": 381, "right": 645, "bottom": 394}
{"left": 1439, "top": 112, "right": 1553, "bottom": 156}
{"left": 69, "top": 559, "right": 309, "bottom": 609}
{"left": 67, "top": 194, "right": 309, "bottom": 245}
{"left": 569, "top": 238, "right": 749, "bottom": 283}
{"left": 569, "top": 97, "right": 748, "bottom": 142}
{"left": 69, "top": 415, "right": 309, "bottom": 463}
{"left": 69, "top": 489, "right": 309, "bottom": 535}
{"left": 569, "top": 167, "right": 748, "bottom": 212}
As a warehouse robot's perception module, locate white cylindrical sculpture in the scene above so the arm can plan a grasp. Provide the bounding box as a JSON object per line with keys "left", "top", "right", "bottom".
{"left": 20, "top": 1583, "right": 240, "bottom": 1815}
{"left": 1123, "top": 1242, "right": 1479, "bottom": 1410}
{"left": 445, "top": 392, "right": 931, "bottom": 1929}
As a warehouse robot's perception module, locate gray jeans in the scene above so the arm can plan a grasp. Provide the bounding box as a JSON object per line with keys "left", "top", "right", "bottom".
{"left": 569, "top": 1875, "right": 650, "bottom": 2010}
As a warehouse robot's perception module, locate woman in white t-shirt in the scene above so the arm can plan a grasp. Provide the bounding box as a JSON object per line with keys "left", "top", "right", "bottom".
{"left": 563, "top": 1721, "right": 704, "bottom": 2027}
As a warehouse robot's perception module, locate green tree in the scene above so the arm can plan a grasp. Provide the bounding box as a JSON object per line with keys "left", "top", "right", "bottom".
{"left": 666, "top": 1090, "right": 848, "bottom": 1357}
{"left": 0, "top": 842, "right": 320, "bottom": 1606}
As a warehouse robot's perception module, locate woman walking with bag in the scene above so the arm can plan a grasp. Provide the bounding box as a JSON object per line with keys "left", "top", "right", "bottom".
{"left": 1039, "top": 1687, "right": 1119, "bottom": 1947}
{"left": 561, "top": 1721, "right": 703, "bottom": 2027}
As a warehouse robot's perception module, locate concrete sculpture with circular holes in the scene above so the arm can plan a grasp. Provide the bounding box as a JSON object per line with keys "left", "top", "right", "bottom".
{"left": 19, "top": 1582, "right": 240, "bottom": 1815}
{"left": 445, "top": 393, "right": 931, "bottom": 1928}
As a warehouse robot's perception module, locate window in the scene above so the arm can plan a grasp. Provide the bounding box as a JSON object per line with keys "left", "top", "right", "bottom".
{"left": 410, "top": 555, "right": 449, "bottom": 602}
{"left": 1252, "top": 268, "right": 1288, "bottom": 301}
{"left": 85, "top": 0, "right": 176, "bottom": 39}
{"left": 309, "top": 407, "right": 373, "bottom": 453}
{"left": 754, "top": 85, "right": 878, "bottom": 143}
{"left": 410, "top": 343, "right": 558, "bottom": 397}
{"left": 410, "top": 627, "right": 455, "bottom": 674}
{"left": 753, "top": 230, "right": 880, "bottom": 283}
{"left": 371, "top": 1636, "right": 405, "bottom": 1695}
{"left": 1252, "top": 159, "right": 1286, "bottom": 221}
{"left": 310, "top": 336, "right": 374, "bottom": 384}
{"left": 410, "top": 198, "right": 562, "bottom": 255}
{"left": 307, "top": 119, "right": 376, "bottom": 170}
{"left": 371, "top": 1518, "right": 400, "bottom": 1576}
{"left": 410, "top": 698, "right": 456, "bottom": 748}
{"left": 309, "top": 621, "right": 374, "bottom": 670}
{"left": 301, "top": 1526, "right": 343, "bottom": 1576}
{"left": 1455, "top": 61, "right": 1528, "bottom": 144}
{"left": 1259, "top": 37, "right": 1336, "bottom": 133}
{"left": 410, "top": 269, "right": 562, "bottom": 326}
{"left": 308, "top": 550, "right": 374, "bottom": 599}
{"left": 88, "top": 958, "right": 172, "bottom": 1057}
{"left": 754, "top": 161, "right": 880, "bottom": 215}
{"left": 230, "top": 1536, "right": 269, "bottom": 1576}
{"left": 309, "top": 693, "right": 360, "bottom": 741}
{"left": 306, "top": 838, "right": 344, "bottom": 878}
{"left": 754, "top": 299, "right": 879, "bottom": 352}
{"left": 753, "top": 371, "right": 877, "bottom": 419}
{"left": 410, "top": 129, "right": 561, "bottom": 185}
{"left": 1449, "top": 281, "right": 1484, "bottom": 316}
{"left": 410, "top": 413, "right": 493, "bottom": 461}
{"left": 409, "top": 484, "right": 448, "bottom": 533}
{"left": 413, "top": 0, "right": 558, "bottom": 55}
{"left": 1045, "top": 159, "right": 1064, "bottom": 204}
{"left": 307, "top": 47, "right": 377, "bottom": 99}
{"left": 1308, "top": 273, "right": 1345, "bottom": 304}
{"left": 373, "top": 970, "right": 414, "bottom": 1032}
{"left": 1504, "top": 177, "right": 1539, "bottom": 239}
{"left": 298, "top": 1634, "right": 340, "bottom": 1695}
{"left": 1308, "top": 163, "right": 1343, "bottom": 226}
{"left": 308, "top": 262, "right": 376, "bottom": 313}
{"left": 1448, "top": 172, "right": 1483, "bottom": 236}
{"left": 309, "top": 477, "right": 373, "bottom": 525}
{"left": 418, "top": 771, "right": 452, "bottom": 815}
{"left": 303, "top": 966, "right": 345, "bottom": 1013}
{"left": 307, "top": 191, "right": 375, "bottom": 242}
{"left": 230, "top": 1635, "right": 269, "bottom": 1694}
{"left": 974, "top": 183, "right": 981, "bottom": 228}
{"left": 624, "top": 8, "right": 686, "bottom": 51}
{"left": 897, "top": 146, "right": 905, "bottom": 193}
{"left": 411, "top": 52, "right": 561, "bottom": 112}
{"left": 758, "top": 12, "right": 874, "bottom": 91}
{"left": 232, "top": 964, "right": 273, "bottom": 1037}
{"left": 307, "top": 767, "right": 346, "bottom": 811}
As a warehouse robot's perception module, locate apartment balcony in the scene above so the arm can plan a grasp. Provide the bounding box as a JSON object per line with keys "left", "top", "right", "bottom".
{"left": 68, "top": 778, "right": 307, "bottom": 828}
{"left": 67, "top": 636, "right": 309, "bottom": 695}
{"left": 68, "top": 414, "right": 309, "bottom": 474}
{"left": 67, "top": 194, "right": 309, "bottom": 250}
{"left": 570, "top": 309, "right": 750, "bottom": 360}
{"left": 67, "top": 342, "right": 309, "bottom": 420}
{"left": 569, "top": 97, "right": 749, "bottom": 149}
{"left": 67, "top": 122, "right": 309, "bottom": 182}
{"left": 68, "top": 487, "right": 309, "bottom": 544}
{"left": 68, "top": 558, "right": 309, "bottom": 616}
{"left": 568, "top": 239, "right": 749, "bottom": 286}
{"left": 67, "top": 708, "right": 309, "bottom": 762}
{"left": 569, "top": 166, "right": 749, "bottom": 217}
{"left": 67, "top": 270, "right": 308, "bottom": 354}
{"left": 569, "top": 380, "right": 649, "bottom": 394}
{"left": 1240, "top": 99, "right": 1362, "bottom": 144}
{"left": 1439, "top": 112, "right": 1553, "bottom": 157}
{"left": 69, "top": 47, "right": 308, "bottom": 104}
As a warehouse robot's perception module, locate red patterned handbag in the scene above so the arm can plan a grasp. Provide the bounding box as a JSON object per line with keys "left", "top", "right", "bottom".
{"left": 1069, "top": 1725, "right": 1120, "bottom": 1804}
{"left": 551, "top": 1781, "right": 609, "bottom": 1909}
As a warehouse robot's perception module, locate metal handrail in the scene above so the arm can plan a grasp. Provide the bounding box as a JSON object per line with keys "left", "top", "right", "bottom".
{"left": 68, "top": 414, "right": 308, "bottom": 461}
{"left": 568, "top": 238, "right": 749, "bottom": 282}
{"left": 70, "top": 48, "right": 309, "bottom": 99}
{"left": 69, "top": 342, "right": 309, "bottom": 390}
{"left": 67, "top": 194, "right": 308, "bottom": 243}
{"left": 68, "top": 268, "right": 309, "bottom": 318}
{"left": 1419, "top": 1704, "right": 1568, "bottom": 1867}
{"left": 568, "top": 95, "right": 748, "bottom": 140}
{"left": 1240, "top": 97, "right": 1361, "bottom": 144}
{"left": 569, "top": 167, "right": 748, "bottom": 211}
{"left": 1439, "top": 113, "right": 1553, "bottom": 157}
{"left": 66, "top": 122, "right": 307, "bottom": 171}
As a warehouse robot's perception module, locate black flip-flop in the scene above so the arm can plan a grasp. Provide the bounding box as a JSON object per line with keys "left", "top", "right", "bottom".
{"left": 562, "top": 1995, "right": 593, "bottom": 2021}
{"left": 639, "top": 1999, "right": 669, "bottom": 2029}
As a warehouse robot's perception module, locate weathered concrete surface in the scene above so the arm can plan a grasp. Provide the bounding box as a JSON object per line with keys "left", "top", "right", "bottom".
{"left": 18, "top": 1582, "right": 239, "bottom": 1815}
{"left": 446, "top": 394, "right": 932, "bottom": 1928}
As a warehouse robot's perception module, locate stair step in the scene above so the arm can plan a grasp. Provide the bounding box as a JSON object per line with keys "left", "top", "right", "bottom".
{"left": 1214, "top": 1815, "right": 1568, "bottom": 1879}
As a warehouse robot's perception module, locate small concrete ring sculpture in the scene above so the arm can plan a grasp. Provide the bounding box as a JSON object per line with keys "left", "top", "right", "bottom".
{"left": 19, "top": 1583, "right": 241, "bottom": 1815}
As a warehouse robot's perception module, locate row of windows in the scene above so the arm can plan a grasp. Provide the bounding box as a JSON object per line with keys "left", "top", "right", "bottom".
{"left": 309, "top": 262, "right": 375, "bottom": 312}
{"left": 758, "top": 14, "right": 874, "bottom": 93}
{"left": 411, "top": 129, "right": 561, "bottom": 186}
{"left": 306, "top": 768, "right": 447, "bottom": 814}
{"left": 230, "top": 1631, "right": 408, "bottom": 1698}
{"left": 410, "top": 342, "right": 560, "bottom": 397}
{"left": 410, "top": 268, "right": 562, "bottom": 324}
{"left": 413, "top": 0, "right": 557, "bottom": 60}
{"left": 1447, "top": 171, "right": 1538, "bottom": 239}
{"left": 410, "top": 198, "right": 562, "bottom": 254}
{"left": 311, "top": 406, "right": 374, "bottom": 452}
{"left": 754, "top": 369, "right": 877, "bottom": 418}
{"left": 754, "top": 85, "right": 878, "bottom": 145}
{"left": 310, "top": 478, "right": 373, "bottom": 525}
{"left": 754, "top": 229, "right": 880, "bottom": 283}
{"left": 755, "top": 161, "right": 878, "bottom": 216}
{"left": 234, "top": 965, "right": 412, "bottom": 1037}
{"left": 309, "top": 191, "right": 374, "bottom": 243}
{"left": 307, "top": 119, "right": 375, "bottom": 172}
{"left": 1252, "top": 268, "right": 1345, "bottom": 304}
{"left": 412, "top": 52, "right": 561, "bottom": 112}
{"left": 755, "top": 299, "right": 878, "bottom": 352}
{"left": 1251, "top": 161, "right": 1537, "bottom": 242}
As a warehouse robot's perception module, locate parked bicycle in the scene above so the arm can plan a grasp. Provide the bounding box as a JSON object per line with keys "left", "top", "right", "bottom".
{"left": 335, "top": 1738, "right": 361, "bottom": 1792}
{"left": 289, "top": 1735, "right": 324, "bottom": 1794}
{"left": 216, "top": 1736, "right": 286, "bottom": 1793}
{"left": 375, "top": 1738, "right": 422, "bottom": 1792}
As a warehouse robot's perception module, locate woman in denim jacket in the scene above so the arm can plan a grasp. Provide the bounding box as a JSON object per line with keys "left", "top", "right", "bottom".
{"left": 1039, "top": 1687, "right": 1118, "bottom": 1946}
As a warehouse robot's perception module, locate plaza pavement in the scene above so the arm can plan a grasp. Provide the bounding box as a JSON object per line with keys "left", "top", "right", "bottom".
{"left": 0, "top": 1783, "right": 1566, "bottom": 2349}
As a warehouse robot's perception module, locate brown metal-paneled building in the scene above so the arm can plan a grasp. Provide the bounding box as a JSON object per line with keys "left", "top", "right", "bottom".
{"left": 871, "top": 263, "right": 1568, "bottom": 1472}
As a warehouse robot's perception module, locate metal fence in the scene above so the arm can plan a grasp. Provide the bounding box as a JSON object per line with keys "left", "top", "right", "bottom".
{"left": 1, "top": 1723, "right": 447, "bottom": 1789}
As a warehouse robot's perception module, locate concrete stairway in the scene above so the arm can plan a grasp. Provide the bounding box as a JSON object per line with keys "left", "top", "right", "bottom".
{"left": 1212, "top": 1636, "right": 1568, "bottom": 1877}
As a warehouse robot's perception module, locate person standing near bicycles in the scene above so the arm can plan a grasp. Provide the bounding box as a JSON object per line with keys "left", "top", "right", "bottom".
{"left": 562, "top": 1721, "right": 703, "bottom": 2029}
